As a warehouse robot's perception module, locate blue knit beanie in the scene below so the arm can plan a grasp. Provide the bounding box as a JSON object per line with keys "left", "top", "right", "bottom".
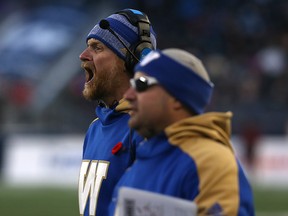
{"left": 86, "top": 9, "right": 157, "bottom": 60}
{"left": 134, "top": 48, "right": 214, "bottom": 114}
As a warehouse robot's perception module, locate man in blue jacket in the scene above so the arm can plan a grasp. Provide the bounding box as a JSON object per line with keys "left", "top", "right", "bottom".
{"left": 78, "top": 9, "right": 157, "bottom": 216}
{"left": 110, "top": 48, "right": 255, "bottom": 216}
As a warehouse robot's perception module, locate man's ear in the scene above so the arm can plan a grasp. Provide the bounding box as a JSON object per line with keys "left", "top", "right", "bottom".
{"left": 171, "top": 97, "right": 183, "bottom": 110}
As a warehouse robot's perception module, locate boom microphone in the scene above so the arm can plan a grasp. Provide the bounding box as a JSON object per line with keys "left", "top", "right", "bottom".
{"left": 99, "top": 19, "right": 140, "bottom": 62}
{"left": 99, "top": 19, "right": 110, "bottom": 29}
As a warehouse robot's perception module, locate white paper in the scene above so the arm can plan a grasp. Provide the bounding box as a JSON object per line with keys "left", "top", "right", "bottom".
{"left": 115, "top": 187, "right": 197, "bottom": 216}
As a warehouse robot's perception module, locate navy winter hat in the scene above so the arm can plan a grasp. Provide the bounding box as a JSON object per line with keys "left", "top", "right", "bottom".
{"left": 86, "top": 9, "right": 157, "bottom": 60}
{"left": 134, "top": 48, "right": 214, "bottom": 114}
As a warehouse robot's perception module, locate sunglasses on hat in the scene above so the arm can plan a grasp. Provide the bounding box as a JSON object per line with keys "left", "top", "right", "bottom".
{"left": 130, "top": 76, "right": 158, "bottom": 92}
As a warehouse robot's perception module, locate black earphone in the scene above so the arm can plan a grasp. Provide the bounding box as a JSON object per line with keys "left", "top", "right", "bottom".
{"left": 115, "top": 9, "right": 154, "bottom": 73}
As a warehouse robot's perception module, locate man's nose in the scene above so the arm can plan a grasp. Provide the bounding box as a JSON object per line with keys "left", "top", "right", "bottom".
{"left": 79, "top": 48, "right": 92, "bottom": 61}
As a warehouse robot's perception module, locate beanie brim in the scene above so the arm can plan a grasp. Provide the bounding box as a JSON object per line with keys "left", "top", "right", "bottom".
{"left": 135, "top": 50, "right": 214, "bottom": 114}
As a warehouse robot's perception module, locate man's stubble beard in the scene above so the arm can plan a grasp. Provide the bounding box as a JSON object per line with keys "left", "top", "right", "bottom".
{"left": 129, "top": 114, "right": 156, "bottom": 139}
{"left": 82, "top": 62, "right": 127, "bottom": 102}
{"left": 82, "top": 77, "right": 107, "bottom": 101}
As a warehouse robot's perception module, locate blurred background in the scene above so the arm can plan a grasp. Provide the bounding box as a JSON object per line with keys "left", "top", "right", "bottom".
{"left": 0, "top": 0, "right": 287, "bottom": 215}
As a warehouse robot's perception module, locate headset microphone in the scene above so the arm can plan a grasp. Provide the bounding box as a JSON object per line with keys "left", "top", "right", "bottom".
{"left": 99, "top": 19, "right": 140, "bottom": 63}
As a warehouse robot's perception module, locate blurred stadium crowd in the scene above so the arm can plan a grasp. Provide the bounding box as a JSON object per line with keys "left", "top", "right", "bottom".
{"left": 0, "top": 0, "right": 287, "bottom": 136}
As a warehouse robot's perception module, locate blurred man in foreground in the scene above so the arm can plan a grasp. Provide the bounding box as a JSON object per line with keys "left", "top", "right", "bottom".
{"left": 110, "top": 48, "right": 255, "bottom": 216}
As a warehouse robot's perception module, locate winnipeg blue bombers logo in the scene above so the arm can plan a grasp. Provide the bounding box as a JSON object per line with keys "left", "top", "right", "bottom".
{"left": 78, "top": 160, "right": 110, "bottom": 215}
{"left": 139, "top": 51, "right": 160, "bottom": 67}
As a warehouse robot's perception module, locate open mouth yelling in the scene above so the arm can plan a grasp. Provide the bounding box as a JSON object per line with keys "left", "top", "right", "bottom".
{"left": 84, "top": 66, "right": 94, "bottom": 84}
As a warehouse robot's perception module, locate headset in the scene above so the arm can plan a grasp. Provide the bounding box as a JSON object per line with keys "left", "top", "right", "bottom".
{"left": 99, "top": 9, "right": 154, "bottom": 73}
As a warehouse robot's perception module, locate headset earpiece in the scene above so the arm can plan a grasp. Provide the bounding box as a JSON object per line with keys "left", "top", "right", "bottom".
{"left": 125, "top": 42, "right": 153, "bottom": 73}
{"left": 116, "top": 9, "right": 154, "bottom": 72}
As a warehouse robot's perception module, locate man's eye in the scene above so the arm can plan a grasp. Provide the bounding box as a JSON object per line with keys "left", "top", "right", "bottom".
{"left": 88, "top": 43, "right": 103, "bottom": 52}
{"left": 92, "top": 45, "right": 102, "bottom": 51}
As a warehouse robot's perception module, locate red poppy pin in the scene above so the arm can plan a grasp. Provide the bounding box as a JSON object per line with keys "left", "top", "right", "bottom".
{"left": 112, "top": 142, "right": 123, "bottom": 155}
